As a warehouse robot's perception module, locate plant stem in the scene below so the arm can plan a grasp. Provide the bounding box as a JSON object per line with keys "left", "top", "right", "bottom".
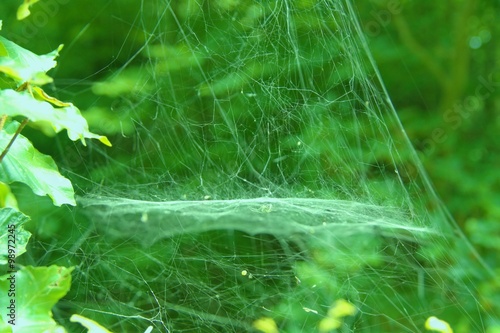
{"left": 0, "top": 82, "right": 31, "bottom": 160}
{"left": 0, "top": 118, "right": 29, "bottom": 163}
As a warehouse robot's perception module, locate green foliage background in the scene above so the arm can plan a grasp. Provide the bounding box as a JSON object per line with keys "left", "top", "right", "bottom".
{"left": 0, "top": 0, "right": 498, "bottom": 331}
{"left": 355, "top": 0, "right": 500, "bottom": 269}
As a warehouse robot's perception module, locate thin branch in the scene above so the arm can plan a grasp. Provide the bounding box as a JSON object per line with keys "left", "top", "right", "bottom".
{"left": 0, "top": 118, "right": 29, "bottom": 163}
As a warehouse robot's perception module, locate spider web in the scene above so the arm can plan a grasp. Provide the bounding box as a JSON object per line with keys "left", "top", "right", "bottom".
{"left": 24, "top": 0, "right": 497, "bottom": 332}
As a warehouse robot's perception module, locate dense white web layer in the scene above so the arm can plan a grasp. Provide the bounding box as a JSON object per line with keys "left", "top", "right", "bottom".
{"left": 79, "top": 197, "right": 432, "bottom": 246}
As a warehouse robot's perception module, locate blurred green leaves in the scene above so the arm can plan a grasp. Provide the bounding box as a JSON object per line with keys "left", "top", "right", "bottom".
{"left": 466, "top": 218, "right": 500, "bottom": 251}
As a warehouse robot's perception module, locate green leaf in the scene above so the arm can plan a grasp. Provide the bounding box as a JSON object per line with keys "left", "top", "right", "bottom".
{"left": 70, "top": 315, "right": 153, "bottom": 333}
{"left": 0, "top": 265, "right": 73, "bottom": 333}
{"left": 0, "top": 36, "right": 62, "bottom": 86}
{"left": 0, "top": 42, "right": 7, "bottom": 58}
{"left": 17, "top": 0, "right": 41, "bottom": 21}
{"left": 17, "top": 0, "right": 41, "bottom": 20}
{"left": 0, "top": 121, "right": 76, "bottom": 206}
{"left": 0, "top": 89, "right": 111, "bottom": 147}
{"left": 70, "top": 315, "right": 113, "bottom": 333}
{"left": 0, "top": 182, "right": 18, "bottom": 209}
{"left": 0, "top": 208, "right": 31, "bottom": 265}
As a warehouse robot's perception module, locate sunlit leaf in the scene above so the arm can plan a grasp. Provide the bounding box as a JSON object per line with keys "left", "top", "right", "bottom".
{"left": 0, "top": 182, "right": 18, "bottom": 209}
{"left": 70, "top": 315, "right": 113, "bottom": 333}
{"left": 327, "top": 299, "right": 357, "bottom": 318}
{"left": 318, "top": 317, "right": 342, "bottom": 332}
{"left": 0, "top": 120, "right": 76, "bottom": 206}
{"left": 0, "top": 36, "right": 62, "bottom": 85}
{"left": 319, "top": 299, "right": 357, "bottom": 332}
{"left": 17, "top": 0, "right": 41, "bottom": 20}
{"left": 70, "top": 314, "right": 153, "bottom": 333}
{"left": 253, "top": 317, "right": 279, "bottom": 333}
{"left": 0, "top": 89, "right": 111, "bottom": 147}
{"left": 0, "top": 208, "right": 31, "bottom": 265}
{"left": 425, "top": 316, "right": 453, "bottom": 333}
{"left": 0, "top": 265, "right": 73, "bottom": 333}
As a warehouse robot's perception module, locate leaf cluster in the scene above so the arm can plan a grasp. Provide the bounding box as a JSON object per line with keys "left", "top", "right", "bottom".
{"left": 0, "top": 5, "right": 113, "bottom": 332}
